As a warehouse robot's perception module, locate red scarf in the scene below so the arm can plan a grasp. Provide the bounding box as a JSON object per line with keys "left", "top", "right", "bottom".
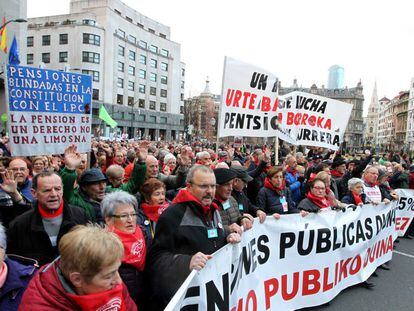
{"left": 67, "top": 283, "right": 126, "bottom": 311}
{"left": 286, "top": 166, "right": 297, "bottom": 176}
{"left": 308, "top": 173, "right": 317, "bottom": 183}
{"left": 264, "top": 177, "right": 285, "bottom": 195}
{"left": 141, "top": 202, "right": 169, "bottom": 222}
{"left": 111, "top": 226, "right": 146, "bottom": 271}
{"left": 38, "top": 200, "right": 64, "bottom": 218}
{"left": 364, "top": 180, "right": 379, "bottom": 187}
{"left": 330, "top": 169, "right": 343, "bottom": 178}
{"left": 173, "top": 188, "right": 218, "bottom": 215}
{"left": 352, "top": 191, "right": 363, "bottom": 205}
{"left": 306, "top": 192, "right": 330, "bottom": 210}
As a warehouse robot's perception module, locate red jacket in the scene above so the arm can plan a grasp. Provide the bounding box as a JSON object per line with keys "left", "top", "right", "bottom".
{"left": 19, "top": 261, "right": 137, "bottom": 311}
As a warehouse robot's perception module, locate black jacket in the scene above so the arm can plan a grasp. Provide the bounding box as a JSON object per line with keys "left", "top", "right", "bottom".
{"left": 231, "top": 189, "right": 261, "bottom": 217}
{"left": 7, "top": 201, "right": 90, "bottom": 266}
{"left": 147, "top": 200, "right": 227, "bottom": 310}
{"left": 341, "top": 191, "right": 368, "bottom": 205}
{"left": 257, "top": 187, "right": 299, "bottom": 215}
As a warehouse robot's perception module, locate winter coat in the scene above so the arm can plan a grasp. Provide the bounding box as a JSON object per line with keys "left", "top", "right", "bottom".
{"left": 0, "top": 255, "right": 37, "bottom": 311}
{"left": 19, "top": 261, "right": 136, "bottom": 311}
{"left": 285, "top": 171, "right": 302, "bottom": 204}
{"left": 341, "top": 191, "right": 368, "bottom": 205}
{"left": 147, "top": 189, "right": 227, "bottom": 310}
{"left": 389, "top": 171, "right": 409, "bottom": 189}
{"left": 0, "top": 192, "right": 31, "bottom": 229}
{"left": 60, "top": 161, "right": 146, "bottom": 221}
{"left": 157, "top": 164, "right": 189, "bottom": 191}
{"left": 246, "top": 160, "right": 267, "bottom": 204}
{"left": 231, "top": 189, "right": 260, "bottom": 217}
{"left": 298, "top": 198, "right": 325, "bottom": 213}
{"left": 257, "top": 187, "right": 299, "bottom": 215}
{"left": 213, "top": 196, "right": 242, "bottom": 232}
{"left": 7, "top": 202, "right": 89, "bottom": 266}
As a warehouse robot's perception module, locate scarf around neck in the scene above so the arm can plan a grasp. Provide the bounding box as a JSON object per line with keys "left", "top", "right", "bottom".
{"left": 141, "top": 202, "right": 169, "bottom": 222}
{"left": 38, "top": 200, "right": 64, "bottom": 218}
{"left": 264, "top": 177, "right": 285, "bottom": 195}
{"left": 173, "top": 188, "right": 218, "bottom": 215}
{"left": 306, "top": 192, "right": 330, "bottom": 210}
{"left": 111, "top": 226, "right": 146, "bottom": 271}
{"left": 352, "top": 191, "right": 363, "bottom": 205}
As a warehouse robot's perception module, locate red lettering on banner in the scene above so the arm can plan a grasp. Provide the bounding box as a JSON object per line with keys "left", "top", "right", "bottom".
{"left": 262, "top": 97, "right": 271, "bottom": 112}
{"left": 281, "top": 272, "right": 299, "bottom": 300}
{"left": 241, "top": 92, "right": 250, "bottom": 108}
{"left": 338, "top": 258, "right": 352, "bottom": 282}
{"left": 264, "top": 278, "right": 278, "bottom": 309}
{"left": 349, "top": 255, "right": 362, "bottom": 276}
{"left": 322, "top": 267, "right": 334, "bottom": 292}
{"left": 246, "top": 290, "right": 257, "bottom": 311}
{"left": 302, "top": 269, "right": 321, "bottom": 296}
{"left": 396, "top": 217, "right": 410, "bottom": 231}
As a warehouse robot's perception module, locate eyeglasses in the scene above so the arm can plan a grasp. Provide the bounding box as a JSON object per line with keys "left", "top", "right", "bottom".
{"left": 313, "top": 186, "right": 326, "bottom": 191}
{"left": 112, "top": 213, "right": 138, "bottom": 221}
{"left": 190, "top": 183, "right": 216, "bottom": 190}
{"left": 10, "top": 167, "right": 27, "bottom": 172}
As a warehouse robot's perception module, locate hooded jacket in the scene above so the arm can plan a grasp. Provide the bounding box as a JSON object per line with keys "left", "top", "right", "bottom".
{"left": 147, "top": 188, "right": 227, "bottom": 310}
{"left": 19, "top": 261, "right": 136, "bottom": 311}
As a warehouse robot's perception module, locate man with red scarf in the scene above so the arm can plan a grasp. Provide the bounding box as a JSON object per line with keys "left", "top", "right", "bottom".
{"left": 147, "top": 165, "right": 241, "bottom": 310}
{"left": 7, "top": 171, "right": 89, "bottom": 266}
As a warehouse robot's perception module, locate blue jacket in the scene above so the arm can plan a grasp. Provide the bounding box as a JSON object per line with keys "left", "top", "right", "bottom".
{"left": 256, "top": 187, "right": 298, "bottom": 215}
{"left": 0, "top": 256, "right": 37, "bottom": 311}
{"left": 285, "top": 171, "right": 302, "bottom": 204}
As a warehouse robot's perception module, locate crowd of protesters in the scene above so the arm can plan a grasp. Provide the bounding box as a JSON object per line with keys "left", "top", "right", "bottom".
{"left": 0, "top": 135, "right": 413, "bottom": 310}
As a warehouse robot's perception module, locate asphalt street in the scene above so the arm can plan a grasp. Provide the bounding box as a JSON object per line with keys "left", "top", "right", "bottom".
{"left": 302, "top": 237, "right": 414, "bottom": 311}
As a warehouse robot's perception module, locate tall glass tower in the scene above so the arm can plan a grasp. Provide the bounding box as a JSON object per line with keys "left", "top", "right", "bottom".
{"left": 327, "top": 65, "right": 344, "bottom": 89}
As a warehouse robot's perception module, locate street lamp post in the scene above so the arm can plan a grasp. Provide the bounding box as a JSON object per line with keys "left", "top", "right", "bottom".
{"left": 0, "top": 18, "right": 27, "bottom": 32}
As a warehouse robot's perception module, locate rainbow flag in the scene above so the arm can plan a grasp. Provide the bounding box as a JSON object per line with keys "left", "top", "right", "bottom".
{"left": 0, "top": 17, "right": 7, "bottom": 53}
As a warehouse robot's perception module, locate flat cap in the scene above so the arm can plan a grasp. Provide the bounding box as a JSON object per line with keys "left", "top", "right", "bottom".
{"left": 230, "top": 166, "right": 253, "bottom": 183}
{"left": 214, "top": 168, "right": 237, "bottom": 185}
{"left": 79, "top": 168, "right": 108, "bottom": 185}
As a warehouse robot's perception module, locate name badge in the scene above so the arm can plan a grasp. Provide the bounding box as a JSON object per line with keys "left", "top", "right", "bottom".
{"left": 280, "top": 196, "right": 288, "bottom": 212}
{"left": 222, "top": 200, "right": 231, "bottom": 210}
{"left": 238, "top": 203, "right": 244, "bottom": 211}
{"left": 207, "top": 228, "right": 218, "bottom": 239}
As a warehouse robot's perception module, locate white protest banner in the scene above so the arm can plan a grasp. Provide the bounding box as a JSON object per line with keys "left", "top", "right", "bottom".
{"left": 394, "top": 189, "right": 414, "bottom": 236}
{"left": 166, "top": 203, "right": 396, "bottom": 311}
{"left": 6, "top": 65, "right": 92, "bottom": 156}
{"left": 218, "top": 57, "right": 353, "bottom": 150}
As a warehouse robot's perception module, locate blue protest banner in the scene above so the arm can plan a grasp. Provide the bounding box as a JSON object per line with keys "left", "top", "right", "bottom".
{"left": 6, "top": 65, "right": 92, "bottom": 156}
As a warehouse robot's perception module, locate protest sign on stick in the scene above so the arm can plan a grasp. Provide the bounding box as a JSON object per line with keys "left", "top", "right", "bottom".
{"left": 6, "top": 65, "right": 92, "bottom": 156}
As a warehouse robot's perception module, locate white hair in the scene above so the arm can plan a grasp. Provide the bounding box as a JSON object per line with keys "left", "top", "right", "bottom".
{"left": 163, "top": 153, "right": 176, "bottom": 164}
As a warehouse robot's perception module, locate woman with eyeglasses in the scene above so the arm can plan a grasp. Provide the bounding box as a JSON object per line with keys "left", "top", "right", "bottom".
{"left": 298, "top": 178, "right": 337, "bottom": 214}
{"left": 101, "top": 191, "right": 149, "bottom": 309}
{"left": 140, "top": 178, "right": 170, "bottom": 238}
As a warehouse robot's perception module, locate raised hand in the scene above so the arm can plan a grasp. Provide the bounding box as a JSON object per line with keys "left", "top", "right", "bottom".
{"left": 64, "top": 144, "right": 82, "bottom": 170}
{"left": 0, "top": 170, "right": 18, "bottom": 195}
{"left": 136, "top": 140, "right": 150, "bottom": 162}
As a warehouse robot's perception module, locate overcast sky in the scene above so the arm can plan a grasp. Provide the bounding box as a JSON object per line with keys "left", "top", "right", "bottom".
{"left": 28, "top": 0, "right": 414, "bottom": 115}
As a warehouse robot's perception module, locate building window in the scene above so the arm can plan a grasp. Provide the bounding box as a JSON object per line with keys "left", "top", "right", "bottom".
{"left": 93, "top": 89, "right": 99, "bottom": 100}
{"left": 159, "top": 33, "right": 167, "bottom": 39}
{"left": 118, "top": 45, "right": 125, "bottom": 56}
{"left": 149, "top": 73, "right": 157, "bottom": 82}
{"left": 27, "top": 53, "right": 33, "bottom": 64}
{"left": 182, "top": 68, "right": 185, "bottom": 76}
{"left": 138, "top": 99, "right": 145, "bottom": 108}
{"left": 82, "top": 19, "right": 96, "bottom": 26}
{"left": 128, "top": 65, "right": 135, "bottom": 76}
{"left": 128, "top": 35, "right": 136, "bottom": 44}
{"left": 139, "top": 84, "right": 145, "bottom": 93}
{"left": 139, "top": 40, "right": 147, "bottom": 49}
{"left": 139, "top": 69, "right": 146, "bottom": 79}
{"left": 160, "top": 89, "right": 167, "bottom": 98}
{"left": 129, "top": 50, "right": 136, "bottom": 61}
{"left": 117, "top": 28, "right": 125, "bottom": 38}
{"left": 180, "top": 106, "right": 184, "bottom": 114}
{"left": 161, "top": 75, "right": 167, "bottom": 84}
{"left": 27, "top": 36, "right": 33, "bottom": 47}
{"left": 161, "top": 62, "right": 168, "bottom": 71}
{"left": 160, "top": 49, "right": 169, "bottom": 57}
{"left": 160, "top": 116, "right": 167, "bottom": 123}
{"left": 149, "top": 115, "right": 156, "bottom": 123}
{"left": 150, "top": 59, "right": 157, "bottom": 68}
{"left": 139, "top": 55, "right": 146, "bottom": 65}
{"left": 117, "top": 78, "right": 124, "bottom": 88}
{"left": 137, "top": 23, "right": 144, "bottom": 28}
{"left": 42, "top": 35, "right": 50, "bottom": 46}
{"left": 118, "top": 61, "right": 124, "bottom": 72}
{"left": 115, "top": 9, "right": 121, "bottom": 15}
{"left": 148, "top": 28, "right": 155, "bottom": 34}
{"left": 180, "top": 93, "right": 184, "bottom": 101}
{"left": 160, "top": 103, "right": 166, "bottom": 112}
{"left": 126, "top": 16, "right": 132, "bottom": 23}
{"left": 59, "top": 33, "right": 68, "bottom": 44}
{"left": 138, "top": 114, "right": 145, "bottom": 122}
{"left": 128, "top": 96, "right": 134, "bottom": 106}
{"left": 83, "top": 33, "right": 100, "bottom": 46}
{"left": 149, "top": 45, "right": 158, "bottom": 53}
{"left": 82, "top": 70, "right": 100, "bottom": 82}
{"left": 149, "top": 101, "right": 156, "bottom": 110}
{"left": 128, "top": 81, "right": 134, "bottom": 91}
{"left": 42, "top": 53, "right": 50, "bottom": 63}
{"left": 117, "top": 94, "right": 123, "bottom": 104}
{"left": 181, "top": 81, "right": 185, "bottom": 89}
{"left": 59, "top": 51, "right": 68, "bottom": 63}
{"left": 82, "top": 51, "right": 100, "bottom": 63}
{"left": 150, "top": 87, "right": 156, "bottom": 96}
